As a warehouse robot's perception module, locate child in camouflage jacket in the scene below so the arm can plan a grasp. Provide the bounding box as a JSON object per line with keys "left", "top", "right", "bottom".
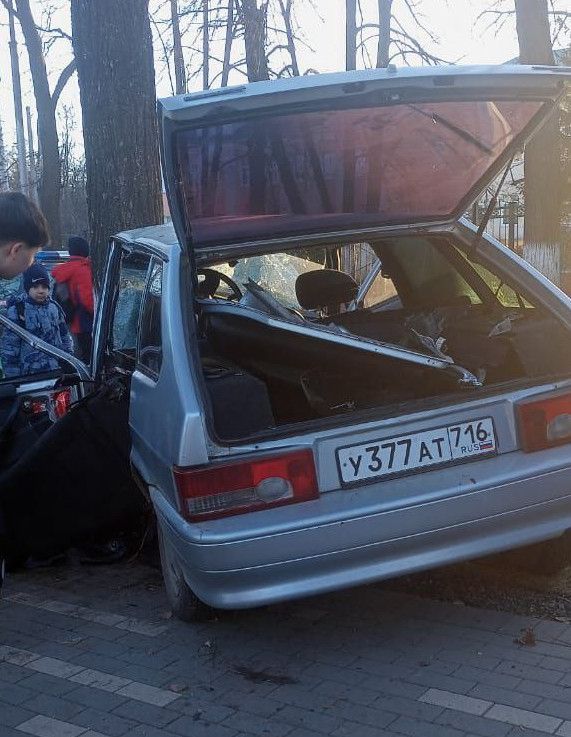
{"left": 1, "top": 263, "right": 74, "bottom": 378}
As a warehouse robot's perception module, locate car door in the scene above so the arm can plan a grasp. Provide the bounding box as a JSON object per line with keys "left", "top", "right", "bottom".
{"left": 0, "top": 241, "right": 149, "bottom": 562}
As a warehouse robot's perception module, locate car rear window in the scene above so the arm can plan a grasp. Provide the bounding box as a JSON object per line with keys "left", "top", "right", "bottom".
{"left": 175, "top": 99, "right": 543, "bottom": 247}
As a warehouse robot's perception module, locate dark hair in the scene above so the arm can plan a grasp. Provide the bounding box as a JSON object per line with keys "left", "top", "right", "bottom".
{"left": 67, "top": 235, "right": 90, "bottom": 257}
{"left": 0, "top": 191, "right": 50, "bottom": 249}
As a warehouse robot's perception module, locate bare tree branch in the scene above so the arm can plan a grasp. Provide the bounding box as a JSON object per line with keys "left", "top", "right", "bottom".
{"left": 150, "top": 12, "right": 175, "bottom": 95}
{"left": 402, "top": 0, "right": 439, "bottom": 44}
{"left": 34, "top": 24, "right": 72, "bottom": 41}
{"left": 52, "top": 59, "right": 76, "bottom": 104}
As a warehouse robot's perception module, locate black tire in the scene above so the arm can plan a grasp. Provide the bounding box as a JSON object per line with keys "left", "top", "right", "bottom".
{"left": 157, "top": 525, "right": 213, "bottom": 622}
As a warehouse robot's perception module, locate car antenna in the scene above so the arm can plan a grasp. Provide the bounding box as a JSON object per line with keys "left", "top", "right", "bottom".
{"left": 469, "top": 154, "right": 515, "bottom": 257}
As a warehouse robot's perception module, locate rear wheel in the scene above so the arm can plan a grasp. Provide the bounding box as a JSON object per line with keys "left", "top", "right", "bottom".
{"left": 157, "top": 525, "right": 213, "bottom": 622}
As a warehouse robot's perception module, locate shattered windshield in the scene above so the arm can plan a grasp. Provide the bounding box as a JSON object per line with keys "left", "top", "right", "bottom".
{"left": 220, "top": 252, "right": 324, "bottom": 309}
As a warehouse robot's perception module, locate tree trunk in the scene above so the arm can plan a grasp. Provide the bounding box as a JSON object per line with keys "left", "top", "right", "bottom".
{"left": 343, "top": 0, "right": 357, "bottom": 213}
{"left": 0, "top": 117, "right": 8, "bottom": 191}
{"left": 221, "top": 0, "right": 235, "bottom": 87}
{"left": 7, "top": 0, "right": 28, "bottom": 198}
{"left": 71, "top": 0, "right": 163, "bottom": 285}
{"left": 364, "top": 0, "right": 394, "bottom": 215}
{"left": 25, "top": 106, "right": 38, "bottom": 202}
{"left": 277, "top": 0, "right": 332, "bottom": 211}
{"left": 203, "top": 0, "right": 210, "bottom": 90}
{"left": 345, "top": 0, "right": 356, "bottom": 71}
{"left": 278, "top": 0, "right": 299, "bottom": 76}
{"left": 241, "top": 0, "right": 269, "bottom": 82}
{"left": 170, "top": 0, "right": 186, "bottom": 94}
{"left": 515, "top": 0, "right": 561, "bottom": 285}
{"left": 241, "top": 0, "right": 269, "bottom": 212}
{"left": 15, "top": 0, "right": 62, "bottom": 246}
{"left": 376, "top": 0, "right": 392, "bottom": 68}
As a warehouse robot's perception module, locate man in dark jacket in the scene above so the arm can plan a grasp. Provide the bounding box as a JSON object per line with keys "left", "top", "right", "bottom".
{"left": 52, "top": 236, "right": 94, "bottom": 363}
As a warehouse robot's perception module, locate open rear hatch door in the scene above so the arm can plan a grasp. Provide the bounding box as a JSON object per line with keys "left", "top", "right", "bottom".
{"left": 159, "top": 64, "right": 570, "bottom": 261}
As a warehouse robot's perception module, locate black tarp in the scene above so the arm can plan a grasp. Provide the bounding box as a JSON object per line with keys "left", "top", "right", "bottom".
{"left": 0, "top": 380, "right": 147, "bottom": 560}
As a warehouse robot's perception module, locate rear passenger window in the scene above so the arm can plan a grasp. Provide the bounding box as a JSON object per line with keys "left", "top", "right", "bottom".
{"left": 380, "top": 238, "right": 482, "bottom": 308}
{"left": 111, "top": 251, "right": 151, "bottom": 365}
{"left": 138, "top": 261, "right": 163, "bottom": 378}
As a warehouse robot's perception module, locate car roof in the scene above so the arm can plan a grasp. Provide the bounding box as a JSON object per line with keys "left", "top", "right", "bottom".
{"left": 116, "top": 222, "right": 179, "bottom": 254}
{"left": 37, "top": 250, "right": 70, "bottom": 260}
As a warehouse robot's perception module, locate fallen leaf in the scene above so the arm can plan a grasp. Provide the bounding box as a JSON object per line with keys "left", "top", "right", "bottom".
{"left": 514, "top": 627, "right": 536, "bottom": 647}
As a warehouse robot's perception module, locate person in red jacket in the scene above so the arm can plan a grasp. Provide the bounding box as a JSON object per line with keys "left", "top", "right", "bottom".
{"left": 52, "top": 236, "right": 94, "bottom": 363}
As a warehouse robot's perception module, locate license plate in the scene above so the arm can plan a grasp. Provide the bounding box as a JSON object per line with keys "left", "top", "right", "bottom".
{"left": 337, "top": 417, "right": 497, "bottom": 486}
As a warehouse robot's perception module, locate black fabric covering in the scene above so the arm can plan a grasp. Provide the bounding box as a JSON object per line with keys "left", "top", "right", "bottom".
{"left": 203, "top": 359, "right": 275, "bottom": 439}
{"left": 0, "top": 381, "right": 147, "bottom": 559}
{"left": 295, "top": 269, "right": 358, "bottom": 310}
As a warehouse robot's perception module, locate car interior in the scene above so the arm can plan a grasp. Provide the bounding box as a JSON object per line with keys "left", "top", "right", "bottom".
{"left": 195, "top": 235, "right": 571, "bottom": 441}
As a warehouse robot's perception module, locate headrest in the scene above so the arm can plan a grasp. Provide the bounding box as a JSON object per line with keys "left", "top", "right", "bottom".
{"left": 295, "top": 269, "right": 359, "bottom": 311}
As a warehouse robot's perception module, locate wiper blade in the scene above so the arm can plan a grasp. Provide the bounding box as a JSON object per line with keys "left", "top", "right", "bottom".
{"left": 408, "top": 104, "right": 493, "bottom": 154}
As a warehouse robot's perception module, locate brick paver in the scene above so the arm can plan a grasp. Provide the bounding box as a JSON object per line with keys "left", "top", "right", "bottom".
{"left": 2, "top": 561, "right": 571, "bottom": 736}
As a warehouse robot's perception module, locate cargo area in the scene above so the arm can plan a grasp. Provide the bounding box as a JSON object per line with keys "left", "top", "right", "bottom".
{"left": 195, "top": 235, "right": 571, "bottom": 441}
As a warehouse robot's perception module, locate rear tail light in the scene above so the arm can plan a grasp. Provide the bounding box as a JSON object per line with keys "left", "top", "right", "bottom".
{"left": 517, "top": 392, "right": 571, "bottom": 452}
{"left": 174, "top": 449, "right": 318, "bottom": 521}
{"left": 24, "top": 388, "right": 71, "bottom": 421}
{"left": 53, "top": 389, "right": 71, "bottom": 418}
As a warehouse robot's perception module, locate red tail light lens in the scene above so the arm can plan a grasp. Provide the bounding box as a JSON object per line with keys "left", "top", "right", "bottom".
{"left": 53, "top": 389, "right": 71, "bottom": 418}
{"left": 174, "top": 449, "right": 318, "bottom": 521}
{"left": 518, "top": 392, "right": 571, "bottom": 452}
{"left": 24, "top": 389, "right": 71, "bottom": 420}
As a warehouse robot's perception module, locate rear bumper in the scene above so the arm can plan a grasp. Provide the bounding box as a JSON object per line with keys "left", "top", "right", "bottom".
{"left": 151, "top": 465, "right": 571, "bottom": 609}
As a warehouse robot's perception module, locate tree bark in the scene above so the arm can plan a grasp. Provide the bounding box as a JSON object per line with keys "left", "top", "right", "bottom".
{"left": 515, "top": 0, "right": 561, "bottom": 284}
{"left": 71, "top": 0, "right": 163, "bottom": 285}
{"left": 170, "top": 0, "right": 186, "bottom": 94}
{"left": 14, "top": 0, "right": 63, "bottom": 246}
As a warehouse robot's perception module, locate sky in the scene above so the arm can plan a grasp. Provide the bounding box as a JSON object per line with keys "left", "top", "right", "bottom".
{"left": 0, "top": 0, "right": 531, "bottom": 155}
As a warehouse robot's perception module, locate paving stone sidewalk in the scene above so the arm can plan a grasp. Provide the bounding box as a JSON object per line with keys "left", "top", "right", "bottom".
{"left": 1, "top": 559, "right": 571, "bottom": 737}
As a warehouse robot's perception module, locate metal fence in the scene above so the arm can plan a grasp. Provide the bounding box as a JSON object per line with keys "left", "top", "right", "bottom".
{"left": 470, "top": 200, "right": 524, "bottom": 252}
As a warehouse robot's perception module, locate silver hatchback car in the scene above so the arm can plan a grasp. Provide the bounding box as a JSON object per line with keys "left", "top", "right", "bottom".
{"left": 2, "top": 64, "right": 571, "bottom": 620}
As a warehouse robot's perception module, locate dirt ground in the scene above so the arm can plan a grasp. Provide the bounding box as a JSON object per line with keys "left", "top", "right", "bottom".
{"left": 382, "top": 550, "right": 571, "bottom": 623}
